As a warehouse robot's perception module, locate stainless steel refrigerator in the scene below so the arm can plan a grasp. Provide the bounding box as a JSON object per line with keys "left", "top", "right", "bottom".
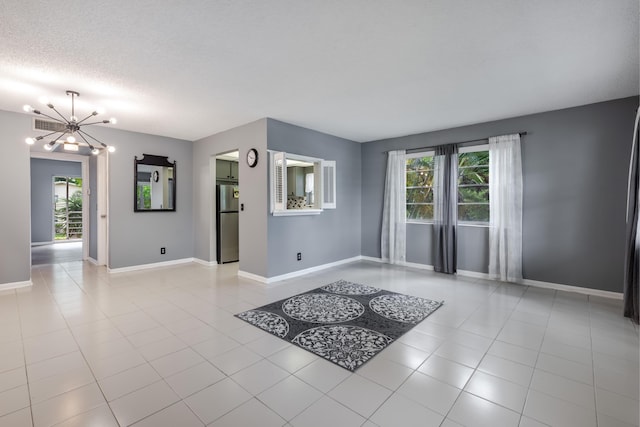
{"left": 216, "top": 185, "right": 239, "bottom": 263}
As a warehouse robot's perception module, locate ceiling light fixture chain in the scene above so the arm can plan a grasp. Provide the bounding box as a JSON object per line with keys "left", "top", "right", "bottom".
{"left": 23, "top": 90, "right": 117, "bottom": 155}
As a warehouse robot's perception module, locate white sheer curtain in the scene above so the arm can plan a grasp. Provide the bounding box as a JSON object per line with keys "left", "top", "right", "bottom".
{"left": 381, "top": 150, "right": 406, "bottom": 264}
{"left": 489, "top": 134, "right": 523, "bottom": 282}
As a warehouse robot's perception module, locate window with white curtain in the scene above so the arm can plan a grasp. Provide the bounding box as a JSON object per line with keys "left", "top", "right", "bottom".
{"left": 406, "top": 145, "right": 490, "bottom": 224}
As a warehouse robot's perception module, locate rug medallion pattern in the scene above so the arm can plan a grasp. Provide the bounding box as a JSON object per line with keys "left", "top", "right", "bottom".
{"left": 235, "top": 279, "right": 443, "bottom": 371}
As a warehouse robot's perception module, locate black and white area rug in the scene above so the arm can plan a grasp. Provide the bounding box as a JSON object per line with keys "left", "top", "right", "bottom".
{"left": 235, "top": 280, "right": 443, "bottom": 371}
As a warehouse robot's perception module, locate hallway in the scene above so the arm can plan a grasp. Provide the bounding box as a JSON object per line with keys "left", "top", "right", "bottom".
{"left": 31, "top": 241, "right": 83, "bottom": 265}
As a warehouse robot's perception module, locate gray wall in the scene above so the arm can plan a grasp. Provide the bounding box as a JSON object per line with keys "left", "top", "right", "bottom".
{"left": 267, "top": 119, "right": 362, "bottom": 277}
{"left": 2, "top": 107, "right": 193, "bottom": 283}
{"left": 0, "top": 110, "right": 32, "bottom": 284}
{"left": 30, "top": 158, "right": 82, "bottom": 243}
{"left": 362, "top": 96, "right": 639, "bottom": 292}
{"left": 88, "top": 126, "right": 194, "bottom": 269}
{"left": 89, "top": 155, "right": 98, "bottom": 260}
{"left": 193, "top": 119, "right": 269, "bottom": 277}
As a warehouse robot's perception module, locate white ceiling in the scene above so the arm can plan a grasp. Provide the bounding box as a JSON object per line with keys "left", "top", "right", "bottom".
{"left": 1, "top": 0, "right": 638, "bottom": 143}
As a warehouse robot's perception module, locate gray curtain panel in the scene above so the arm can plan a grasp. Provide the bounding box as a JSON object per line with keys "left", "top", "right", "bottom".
{"left": 624, "top": 108, "right": 639, "bottom": 323}
{"left": 433, "top": 144, "right": 458, "bottom": 274}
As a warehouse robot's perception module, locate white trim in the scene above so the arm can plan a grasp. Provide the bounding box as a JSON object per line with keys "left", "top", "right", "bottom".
{"left": 240, "top": 256, "right": 362, "bottom": 284}
{"left": 237, "top": 270, "right": 267, "bottom": 283}
{"left": 521, "top": 278, "right": 623, "bottom": 300}
{"left": 86, "top": 257, "right": 99, "bottom": 266}
{"left": 458, "top": 269, "right": 623, "bottom": 299}
{"left": 360, "top": 256, "right": 385, "bottom": 263}
{"left": 459, "top": 143, "right": 489, "bottom": 154}
{"left": 108, "top": 258, "right": 194, "bottom": 274}
{"left": 456, "top": 269, "right": 492, "bottom": 280}
{"left": 193, "top": 258, "right": 218, "bottom": 267}
{"left": 272, "top": 209, "right": 322, "bottom": 216}
{"left": 362, "top": 258, "right": 622, "bottom": 300}
{"left": 31, "top": 241, "right": 54, "bottom": 246}
{"left": 406, "top": 150, "right": 435, "bottom": 159}
{"left": 403, "top": 261, "right": 435, "bottom": 271}
{"left": 0, "top": 280, "right": 32, "bottom": 291}
{"left": 361, "top": 256, "right": 435, "bottom": 271}
{"left": 31, "top": 151, "right": 90, "bottom": 262}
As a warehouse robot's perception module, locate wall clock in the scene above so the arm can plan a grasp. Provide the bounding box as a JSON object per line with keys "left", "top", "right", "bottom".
{"left": 247, "top": 148, "right": 258, "bottom": 168}
{"left": 152, "top": 170, "right": 159, "bottom": 182}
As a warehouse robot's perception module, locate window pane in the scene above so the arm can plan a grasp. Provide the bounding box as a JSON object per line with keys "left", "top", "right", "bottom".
{"left": 406, "top": 155, "right": 434, "bottom": 221}
{"left": 407, "top": 156, "right": 434, "bottom": 171}
{"left": 458, "top": 185, "right": 489, "bottom": 203}
{"left": 407, "top": 171, "right": 433, "bottom": 188}
{"left": 459, "top": 151, "right": 489, "bottom": 166}
{"left": 407, "top": 187, "right": 433, "bottom": 204}
{"left": 458, "top": 166, "right": 489, "bottom": 185}
{"left": 458, "top": 204, "right": 489, "bottom": 222}
{"left": 407, "top": 204, "right": 433, "bottom": 220}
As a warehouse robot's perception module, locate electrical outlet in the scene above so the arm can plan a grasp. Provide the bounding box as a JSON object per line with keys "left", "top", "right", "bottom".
{"left": 160, "top": 247, "right": 166, "bottom": 255}
{"left": 297, "top": 252, "right": 301, "bottom": 261}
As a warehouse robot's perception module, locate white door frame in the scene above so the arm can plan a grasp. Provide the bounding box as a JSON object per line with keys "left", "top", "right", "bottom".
{"left": 30, "top": 152, "right": 90, "bottom": 259}
{"left": 97, "top": 151, "right": 109, "bottom": 266}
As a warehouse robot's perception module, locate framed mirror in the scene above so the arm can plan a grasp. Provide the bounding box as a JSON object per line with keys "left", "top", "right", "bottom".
{"left": 134, "top": 154, "right": 176, "bottom": 212}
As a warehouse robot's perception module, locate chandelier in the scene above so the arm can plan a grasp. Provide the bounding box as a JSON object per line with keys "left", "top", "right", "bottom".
{"left": 24, "top": 90, "right": 116, "bottom": 155}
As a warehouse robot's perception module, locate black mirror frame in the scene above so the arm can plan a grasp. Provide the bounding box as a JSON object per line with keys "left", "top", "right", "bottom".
{"left": 134, "top": 154, "right": 177, "bottom": 212}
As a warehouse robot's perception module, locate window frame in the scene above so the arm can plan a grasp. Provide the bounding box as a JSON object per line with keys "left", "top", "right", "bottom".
{"left": 404, "top": 144, "right": 490, "bottom": 226}
{"left": 457, "top": 144, "right": 489, "bottom": 226}
{"left": 270, "top": 151, "right": 336, "bottom": 216}
{"left": 406, "top": 150, "right": 435, "bottom": 224}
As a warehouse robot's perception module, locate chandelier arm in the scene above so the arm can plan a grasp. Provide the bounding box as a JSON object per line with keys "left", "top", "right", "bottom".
{"left": 77, "top": 129, "right": 107, "bottom": 148}
{"left": 45, "top": 130, "right": 68, "bottom": 146}
{"left": 75, "top": 112, "right": 98, "bottom": 125}
{"left": 34, "top": 129, "right": 67, "bottom": 140}
{"left": 48, "top": 105, "right": 70, "bottom": 123}
{"left": 33, "top": 111, "right": 67, "bottom": 123}
{"left": 79, "top": 120, "right": 109, "bottom": 126}
{"left": 76, "top": 131, "right": 96, "bottom": 150}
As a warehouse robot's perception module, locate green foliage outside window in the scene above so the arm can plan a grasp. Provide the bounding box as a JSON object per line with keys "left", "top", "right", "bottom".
{"left": 406, "top": 156, "right": 434, "bottom": 220}
{"left": 137, "top": 184, "right": 151, "bottom": 209}
{"left": 458, "top": 151, "right": 489, "bottom": 222}
{"left": 406, "top": 150, "right": 490, "bottom": 223}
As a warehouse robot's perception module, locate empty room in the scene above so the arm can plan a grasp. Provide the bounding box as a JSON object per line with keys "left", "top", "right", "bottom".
{"left": 0, "top": 1, "right": 638, "bottom": 426}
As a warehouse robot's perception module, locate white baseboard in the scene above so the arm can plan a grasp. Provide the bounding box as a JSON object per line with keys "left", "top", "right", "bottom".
{"left": 86, "top": 257, "right": 99, "bottom": 266}
{"left": 521, "top": 278, "right": 623, "bottom": 300}
{"left": 0, "top": 280, "right": 32, "bottom": 291}
{"left": 108, "top": 258, "right": 195, "bottom": 274}
{"left": 456, "top": 269, "right": 492, "bottom": 280}
{"left": 239, "top": 256, "right": 363, "bottom": 284}
{"left": 361, "top": 257, "right": 623, "bottom": 300}
{"left": 237, "top": 270, "right": 268, "bottom": 283}
{"left": 193, "top": 258, "right": 218, "bottom": 267}
{"left": 361, "top": 256, "right": 435, "bottom": 271}
{"left": 31, "top": 241, "right": 53, "bottom": 247}
{"left": 360, "top": 256, "right": 385, "bottom": 264}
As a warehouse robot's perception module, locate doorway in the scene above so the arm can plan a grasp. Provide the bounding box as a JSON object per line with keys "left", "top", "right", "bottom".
{"left": 53, "top": 176, "right": 83, "bottom": 241}
{"left": 30, "top": 152, "right": 93, "bottom": 266}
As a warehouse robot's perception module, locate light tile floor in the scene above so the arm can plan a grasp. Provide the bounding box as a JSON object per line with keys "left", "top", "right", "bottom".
{"left": 0, "top": 260, "right": 638, "bottom": 427}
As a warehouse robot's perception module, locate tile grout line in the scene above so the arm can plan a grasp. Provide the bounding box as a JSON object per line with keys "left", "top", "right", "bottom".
{"left": 52, "top": 264, "right": 123, "bottom": 426}
{"left": 587, "top": 295, "right": 601, "bottom": 427}
{"left": 439, "top": 281, "right": 530, "bottom": 426}
{"left": 15, "top": 274, "right": 36, "bottom": 427}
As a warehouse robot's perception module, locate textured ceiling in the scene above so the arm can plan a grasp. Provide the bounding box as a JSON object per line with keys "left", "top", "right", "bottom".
{"left": 0, "top": 0, "right": 638, "bottom": 143}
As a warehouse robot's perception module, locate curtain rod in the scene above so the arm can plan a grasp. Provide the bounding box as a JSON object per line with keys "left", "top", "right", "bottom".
{"left": 384, "top": 131, "right": 527, "bottom": 154}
